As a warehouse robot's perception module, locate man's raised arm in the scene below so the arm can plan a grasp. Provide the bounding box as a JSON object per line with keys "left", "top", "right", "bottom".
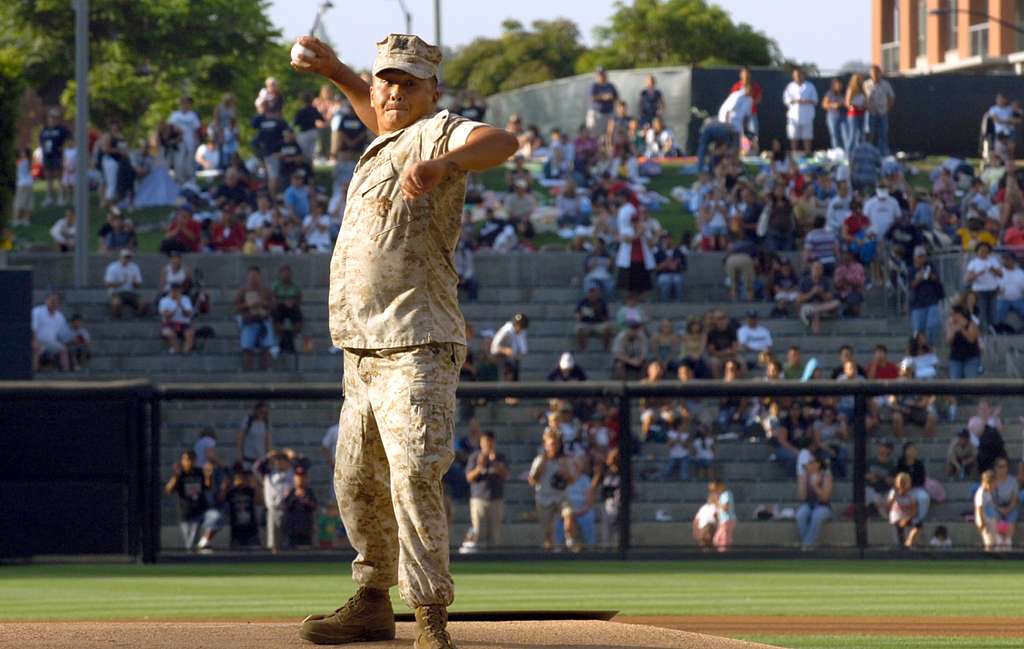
{"left": 401, "top": 127, "right": 518, "bottom": 199}
{"left": 291, "top": 36, "right": 378, "bottom": 135}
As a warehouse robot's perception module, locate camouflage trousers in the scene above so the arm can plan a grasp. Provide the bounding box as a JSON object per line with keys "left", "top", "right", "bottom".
{"left": 334, "top": 342, "right": 465, "bottom": 608}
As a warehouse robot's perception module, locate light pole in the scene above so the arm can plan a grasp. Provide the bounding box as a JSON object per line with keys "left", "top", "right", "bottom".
{"left": 395, "top": 0, "right": 412, "bottom": 34}
{"left": 310, "top": 0, "right": 333, "bottom": 37}
{"left": 73, "top": 0, "right": 89, "bottom": 289}
{"left": 434, "top": 0, "right": 442, "bottom": 83}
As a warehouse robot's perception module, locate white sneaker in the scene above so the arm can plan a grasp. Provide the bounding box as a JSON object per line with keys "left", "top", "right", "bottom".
{"left": 197, "top": 536, "right": 210, "bottom": 550}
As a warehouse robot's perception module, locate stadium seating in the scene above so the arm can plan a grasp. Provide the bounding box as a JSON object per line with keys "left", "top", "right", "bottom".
{"left": 14, "top": 250, "right": 1023, "bottom": 551}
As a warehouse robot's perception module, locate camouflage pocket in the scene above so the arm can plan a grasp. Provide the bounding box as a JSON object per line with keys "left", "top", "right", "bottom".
{"left": 407, "top": 379, "right": 455, "bottom": 477}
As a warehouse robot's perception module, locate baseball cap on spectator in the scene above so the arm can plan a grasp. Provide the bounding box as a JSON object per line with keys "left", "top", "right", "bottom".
{"left": 169, "top": 281, "right": 183, "bottom": 290}
{"left": 514, "top": 179, "right": 528, "bottom": 190}
{"left": 626, "top": 315, "right": 643, "bottom": 328}
{"left": 178, "top": 202, "right": 195, "bottom": 214}
{"left": 956, "top": 429, "right": 970, "bottom": 440}
{"left": 746, "top": 309, "right": 758, "bottom": 319}
{"left": 513, "top": 313, "right": 529, "bottom": 328}
{"left": 559, "top": 352, "right": 575, "bottom": 370}
{"left": 119, "top": 248, "right": 133, "bottom": 259}
{"left": 913, "top": 245, "right": 927, "bottom": 258}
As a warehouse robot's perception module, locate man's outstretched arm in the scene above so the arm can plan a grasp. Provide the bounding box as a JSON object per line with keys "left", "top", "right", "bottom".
{"left": 292, "top": 36, "right": 379, "bottom": 135}
{"left": 401, "top": 127, "right": 518, "bottom": 199}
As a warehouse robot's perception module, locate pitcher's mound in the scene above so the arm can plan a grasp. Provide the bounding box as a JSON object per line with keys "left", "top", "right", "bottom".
{"left": 2, "top": 621, "right": 783, "bottom": 649}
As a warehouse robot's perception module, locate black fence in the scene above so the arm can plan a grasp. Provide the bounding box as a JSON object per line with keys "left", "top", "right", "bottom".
{"left": 2, "top": 378, "right": 1022, "bottom": 563}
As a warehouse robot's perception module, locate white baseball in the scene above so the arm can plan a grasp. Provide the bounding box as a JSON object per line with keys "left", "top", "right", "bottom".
{"left": 291, "top": 42, "right": 316, "bottom": 68}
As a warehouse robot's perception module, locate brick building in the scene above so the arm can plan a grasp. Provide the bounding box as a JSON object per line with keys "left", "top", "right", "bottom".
{"left": 872, "top": 0, "right": 1024, "bottom": 74}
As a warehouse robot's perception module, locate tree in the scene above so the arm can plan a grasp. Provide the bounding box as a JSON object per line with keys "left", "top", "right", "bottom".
{"left": 443, "top": 19, "right": 587, "bottom": 96}
{"left": 577, "top": 0, "right": 783, "bottom": 72}
{"left": 0, "top": 48, "right": 26, "bottom": 228}
{"left": 4, "top": 0, "right": 286, "bottom": 136}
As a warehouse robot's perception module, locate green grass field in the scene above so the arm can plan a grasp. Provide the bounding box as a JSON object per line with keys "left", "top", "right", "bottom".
{"left": 2, "top": 560, "right": 1022, "bottom": 648}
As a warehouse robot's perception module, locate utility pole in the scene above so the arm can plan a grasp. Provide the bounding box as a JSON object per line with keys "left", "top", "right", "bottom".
{"left": 434, "top": 0, "right": 442, "bottom": 83}
{"left": 73, "top": 0, "right": 89, "bottom": 289}
{"left": 396, "top": 0, "right": 412, "bottom": 34}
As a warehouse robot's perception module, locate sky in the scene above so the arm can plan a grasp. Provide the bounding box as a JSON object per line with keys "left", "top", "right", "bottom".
{"left": 267, "top": 0, "right": 871, "bottom": 74}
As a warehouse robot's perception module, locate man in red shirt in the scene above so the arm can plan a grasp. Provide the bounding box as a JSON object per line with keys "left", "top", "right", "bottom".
{"left": 731, "top": 66, "right": 762, "bottom": 151}
{"left": 1004, "top": 212, "right": 1024, "bottom": 249}
{"left": 210, "top": 208, "right": 246, "bottom": 252}
{"left": 867, "top": 344, "right": 899, "bottom": 379}
{"left": 159, "top": 204, "right": 202, "bottom": 254}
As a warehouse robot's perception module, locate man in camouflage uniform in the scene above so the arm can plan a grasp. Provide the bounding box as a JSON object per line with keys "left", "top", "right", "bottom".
{"left": 292, "top": 34, "right": 517, "bottom": 649}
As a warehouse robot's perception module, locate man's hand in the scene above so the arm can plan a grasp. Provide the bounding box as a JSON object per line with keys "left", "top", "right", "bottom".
{"left": 290, "top": 37, "right": 341, "bottom": 80}
{"left": 401, "top": 159, "right": 456, "bottom": 199}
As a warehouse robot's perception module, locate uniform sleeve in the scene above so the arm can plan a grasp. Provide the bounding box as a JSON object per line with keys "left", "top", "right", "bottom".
{"left": 428, "top": 111, "right": 487, "bottom": 159}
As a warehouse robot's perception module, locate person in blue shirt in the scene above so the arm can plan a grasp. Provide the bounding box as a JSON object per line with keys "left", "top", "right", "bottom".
{"left": 588, "top": 67, "right": 618, "bottom": 143}
{"left": 283, "top": 172, "right": 312, "bottom": 220}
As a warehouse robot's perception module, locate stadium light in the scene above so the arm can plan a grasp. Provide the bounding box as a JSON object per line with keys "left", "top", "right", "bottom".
{"left": 73, "top": 0, "right": 89, "bottom": 289}
{"left": 394, "top": 0, "right": 413, "bottom": 34}
{"left": 310, "top": 1, "right": 333, "bottom": 37}
{"left": 928, "top": 7, "right": 1024, "bottom": 35}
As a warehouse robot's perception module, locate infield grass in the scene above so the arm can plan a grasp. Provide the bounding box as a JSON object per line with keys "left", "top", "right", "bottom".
{"left": 2, "top": 559, "right": 1022, "bottom": 638}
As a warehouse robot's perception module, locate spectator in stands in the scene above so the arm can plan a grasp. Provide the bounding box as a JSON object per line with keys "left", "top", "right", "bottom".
{"left": 821, "top": 77, "right": 847, "bottom": 151}
{"left": 764, "top": 182, "right": 796, "bottom": 252}
{"left": 850, "top": 140, "right": 881, "bottom": 193}
{"left": 996, "top": 254, "right": 1024, "bottom": 333}
{"left": 891, "top": 364, "right": 938, "bottom": 438}
{"left": 575, "top": 286, "right": 614, "bottom": 352}
{"left": 293, "top": 91, "right": 324, "bottom": 163}
{"left": 866, "top": 439, "right": 896, "bottom": 516}
{"left": 237, "top": 401, "right": 272, "bottom": 470}
{"left": 491, "top": 313, "right": 529, "bottom": 388}
{"left": 254, "top": 76, "right": 283, "bottom": 115}
{"left": 769, "top": 257, "right": 801, "bottom": 317}
{"left": 583, "top": 238, "right": 615, "bottom": 299}
{"left": 803, "top": 215, "right": 840, "bottom": 275}
{"left": 993, "top": 457, "right": 1019, "bottom": 549}
{"left": 283, "top": 466, "right": 318, "bottom": 548}
{"left": 965, "top": 242, "right": 1002, "bottom": 331}
{"left": 833, "top": 249, "right": 865, "bottom": 317}
{"left": 864, "top": 65, "right": 896, "bottom": 157}
{"left": 679, "top": 317, "right": 711, "bottom": 379}
{"left": 164, "top": 450, "right": 222, "bottom": 552}
{"left": 614, "top": 192, "right": 655, "bottom": 297}
{"left": 795, "top": 455, "right": 833, "bottom": 550}
{"left": 65, "top": 312, "right": 91, "bottom": 370}
{"left": 160, "top": 204, "right": 202, "bottom": 254}
{"left": 649, "top": 319, "right": 681, "bottom": 367}
{"left": 12, "top": 147, "right": 33, "bottom": 227}
{"left": 705, "top": 310, "right": 739, "bottom": 378}
{"left": 530, "top": 428, "right": 580, "bottom": 552}
{"left": 843, "top": 73, "right": 867, "bottom": 153}
{"left": 97, "top": 209, "right": 137, "bottom": 253}
{"left": 867, "top": 344, "right": 899, "bottom": 380}
{"left": 887, "top": 472, "right": 921, "bottom": 548}
{"left": 637, "top": 74, "right": 664, "bottom": 128}
{"left": 693, "top": 490, "right": 718, "bottom": 550}
{"left": 465, "top": 431, "right": 508, "bottom": 550}
{"left": 612, "top": 317, "right": 648, "bottom": 380}
{"left": 896, "top": 441, "right": 930, "bottom": 528}
{"left": 224, "top": 463, "right": 261, "bottom": 549}
{"left": 167, "top": 97, "right": 200, "bottom": 182}
{"left": 268, "top": 265, "right": 302, "bottom": 353}
{"left": 39, "top": 108, "right": 70, "bottom": 206}
{"left": 946, "top": 430, "right": 978, "bottom": 480}
{"left": 31, "top": 292, "right": 70, "bottom": 372}
{"left": 783, "top": 67, "right": 818, "bottom": 155}
{"left": 975, "top": 469, "right": 999, "bottom": 551}
{"left": 548, "top": 352, "right": 587, "bottom": 383}
{"left": 211, "top": 167, "right": 252, "bottom": 211}
{"left": 662, "top": 413, "right": 693, "bottom": 481}
{"left": 643, "top": 116, "right": 679, "bottom": 159}
{"left": 234, "top": 266, "right": 277, "bottom": 371}
{"left": 946, "top": 305, "right": 982, "bottom": 380}
{"left": 454, "top": 238, "right": 478, "bottom": 303}
{"left": 158, "top": 282, "right": 195, "bottom": 355}
{"left": 710, "top": 480, "right": 736, "bottom": 552}
{"left": 652, "top": 233, "right": 687, "bottom": 302}
{"left": 783, "top": 345, "right": 807, "bottom": 380}
{"left": 257, "top": 449, "right": 294, "bottom": 554}
{"left": 209, "top": 208, "right": 246, "bottom": 253}
{"left": 588, "top": 67, "right": 618, "bottom": 141}
{"left": 251, "top": 108, "right": 290, "bottom": 195}
{"left": 283, "top": 172, "right": 313, "bottom": 221}
{"left": 909, "top": 247, "right": 945, "bottom": 346}
{"left": 50, "top": 208, "right": 76, "bottom": 252}
{"left": 737, "top": 310, "right": 772, "bottom": 367}
{"left": 825, "top": 180, "right": 853, "bottom": 235}
{"left": 104, "top": 249, "right": 146, "bottom": 319}
{"left": 796, "top": 261, "right": 840, "bottom": 334}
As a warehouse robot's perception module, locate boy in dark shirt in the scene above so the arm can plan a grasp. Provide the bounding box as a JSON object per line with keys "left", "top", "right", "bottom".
{"left": 224, "top": 464, "right": 261, "bottom": 549}
{"left": 164, "top": 450, "right": 222, "bottom": 552}
{"left": 283, "top": 466, "right": 318, "bottom": 548}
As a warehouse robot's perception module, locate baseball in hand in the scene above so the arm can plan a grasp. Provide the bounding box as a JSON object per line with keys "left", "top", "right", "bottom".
{"left": 291, "top": 42, "right": 316, "bottom": 68}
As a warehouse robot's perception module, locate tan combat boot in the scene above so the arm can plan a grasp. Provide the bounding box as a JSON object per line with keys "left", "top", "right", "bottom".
{"left": 299, "top": 587, "right": 395, "bottom": 644}
{"left": 413, "top": 605, "right": 456, "bottom": 649}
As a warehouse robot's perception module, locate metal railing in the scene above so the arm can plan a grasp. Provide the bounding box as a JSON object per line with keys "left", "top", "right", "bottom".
{"left": 4, "top": 378, "right": 1024, "bottom": 562}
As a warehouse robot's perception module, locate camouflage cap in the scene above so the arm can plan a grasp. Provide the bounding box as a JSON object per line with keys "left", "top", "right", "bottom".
{"left": 372, "top": 33, "right": 442, "bottom": 80}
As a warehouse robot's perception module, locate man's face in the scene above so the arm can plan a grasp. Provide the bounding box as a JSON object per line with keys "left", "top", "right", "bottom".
{"left": 179, "top": 99, "right": 191, "bottom": 112}
{"left": 280, "top": 266, "right": 292, "bottom": 282}
{"left": 787, "top": 348, "right": 801, "bottom": 365}
{"left": 740, "top": 68, "right": 750, "bottom": 83}
{"left": 370, "top": 70, "right": 440, "bottom": 133}
{"left": 596, "top": 71, "right": 607, "bottom": 83}
{"left": 874, "top": 348, "right": 887, "bottom": 363}
{"left": 646, "top": 75, "right": 655, "bottom": 88}
{"left": 246, "top": 270, "right": 261, "bottom": 287}
{"left": 792, "top": 69, "right": 803, "bottom": 84}
{"left": 180, "top": 453, "right": 194, "bottom": 472}
{"left": 543, "top": 436, "right": 559, "bottom": 457}
{"left": 45, "top": 294, "right": 59, "bottom": 311}
{"left": 871, "top": 65, "right": 881, "bottom": 81}
{"left": 480, "top": 435, "right": 494, "bottom": 454}
{"left": 877, "top": 445, "right": 891, "bottom": 461}
{"left": 170, "top": 286, "right": 182, "bottom": 299}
